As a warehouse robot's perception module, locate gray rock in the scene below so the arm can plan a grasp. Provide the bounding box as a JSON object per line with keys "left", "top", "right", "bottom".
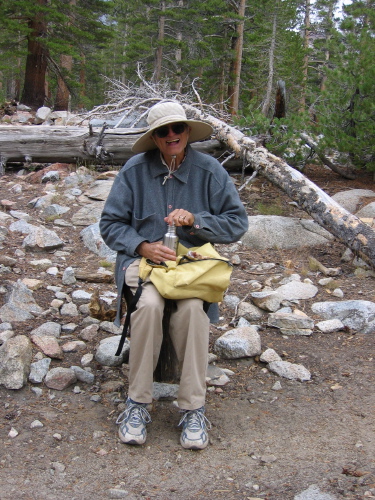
{"left": 80, "top": 222, "right": 116, "bottom": 261}
{"left": 0, "top": 280, "right": 43, "bottom": 322}
{"left": 332, "top": 189, "right": 375, "bottom": 213}
{"left": 95, "top": 336, "right": 129, "bottom": 366}
{"left": 206, "top": 364, "right": 231, "bottom": 386}
{"left": 237, "top": 301, "right": 264, "bottom": 321}
{"left": 0, "top": 336, "right": 32, "bottom": 389}
{"left": 29, "top": 357, "right": 52, "bottom": 383}
{"left": 84, "top": 180, "right": 114, "bottom": 201}
{"left": 214, "top": 326, "right": 262, "bottom": 359}
{"left": 62, "top": 266, "right": 76, "bottom": 285}
{"left": 260, "top": 348, "right": 282, "bottom": 363}
{"left": 71, "top": 290, "right": 92, "bottom": 304}
{"left": 42, "top": 171, "right": 60, "bottom": 184}
{"left": 356, "top": 201, "right": 375, "bottom": 218}
{"left": 294, "top": 484, "right": 338, "bottom": 500}
{"left": 29, "top": 258, "right": 53, "bottom": 270}
{"left": 100, "top": 321, "right": 122, "bottom": 335}
{"left": 72, "top": 204, "right": 105, "bottom": 226}
{"left": 0, "top": 322, "right": 13, "bottom": 332}
{"left": 250, "top": 291, "right": 281, "bottom": 312}
{"left": 9, "top": 219, "right": 35, "bottom": 234}
{"left": 9, "top": 210, "right": 30, "bottom": 221}
{"left": 44, "top": 367, "right": 77, "bottom": 390}
{"left": 237, "top": 317, "right": 252, "bottom": 327}
{"left": 61, "top": 340, "right": 86, "bottom": 352}
{"left": 23, "top": 226, "right": 64, "bottom": 252}
{"left": 275, "top": 281, "right": 318, "bottom": 301}
{"left": 70, "top": 366, "right": 95, "bottom": 384}
{"left": 0, "top": 330, "right": 15, "bottom": 345}
{"left": 311, "top": 300, "right": 375, "bottom": 334}
{"left": 30, "top": 322, "right": 61, "bottom": 338}
{"left": 268, "top": 360, "right": 311, "bottom": 381}
{"left": 242, "top": 216, "right": 333, "bottom": 249}
{"left": 60, "top": 302, "right": 79, "bottom": 317}
{"left": 316, "top": 318, "right": 345, "bottom": 333}
{"left": 108, "top": 489, "right": 129, "bottom": 499}
{"left": 35, "top": 106, "right": 51, "bottom": 123}
{"left": 268, "top": 312, "right": 314, "bottom": 330}
{"left": 28, "top": 194, "right": 56, "bottom": 210}
{"left": 42, "top": 204, "right": 70, "bottom": 217}
{"left": 223, "top": 294, "right": 241, "bottom": 309}
{"left": 81, "top": 353, "right": 94, "bottom": 366}
{"left": 152, "top": 382, "right": 179, "bottom": 400}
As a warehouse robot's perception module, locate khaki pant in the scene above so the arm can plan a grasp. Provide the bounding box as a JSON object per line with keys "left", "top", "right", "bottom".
{"left": 125, "top": 260, "right": 210, "bottom": 410}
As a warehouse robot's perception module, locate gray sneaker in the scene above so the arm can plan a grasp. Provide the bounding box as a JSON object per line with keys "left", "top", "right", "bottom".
{"left": 116, "top": 398, "right": 152, "bottom": 445}
{"left": 178, "top": 406, "right": 211, "bottom": 450}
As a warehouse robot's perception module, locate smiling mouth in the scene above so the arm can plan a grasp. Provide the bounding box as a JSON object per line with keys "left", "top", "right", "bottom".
{"left": 166, "top": 139, "right": 180, "bottom": 144}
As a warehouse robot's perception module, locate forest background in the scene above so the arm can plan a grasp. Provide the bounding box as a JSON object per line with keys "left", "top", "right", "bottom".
{"left": 0, "top": 0, "right": 374, "bottom": 174}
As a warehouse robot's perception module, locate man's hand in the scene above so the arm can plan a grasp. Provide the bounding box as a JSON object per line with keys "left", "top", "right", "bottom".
{"left": 136, "top": 241, "right": 176, "bottom": 264}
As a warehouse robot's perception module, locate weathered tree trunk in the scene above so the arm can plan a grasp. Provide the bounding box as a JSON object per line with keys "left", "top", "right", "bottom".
{"left": 300, "top": 132, "right": 356, "bottom": 180}
{"left": 262, "top": 11, "right": 277, "bottom": 117}
{"left": 54, "top": 54, "right": 73, "bottom": 111}
{"left": 228, "top": 0, "right": 246, "bottom": 116}
{"left": 154, "top": 1, "right": 165, "bottom": 82}
{"left": 184, "top": 104, "right": 375, "bottom": 269}
{"left": 300, "top": 0, "right": 310, "bottom": 112}
{"left": 273, "top": 80, "right": 286, "bottom": 120}
{"left": 21, "top": 0, "right": 49, "bottom": 107}
{"left": 0, "top": 125, "right": 225, "bottom": 165}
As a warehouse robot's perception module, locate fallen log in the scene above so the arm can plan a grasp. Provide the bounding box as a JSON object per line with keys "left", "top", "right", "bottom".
{"left": 185, "top": 104, "right": 375, "bottom": 269}
{"left": 300, "top": 132, "right": 356, "bottom": 180}
{"left": 0, "top": 125, "right": 228, "bottom": 166}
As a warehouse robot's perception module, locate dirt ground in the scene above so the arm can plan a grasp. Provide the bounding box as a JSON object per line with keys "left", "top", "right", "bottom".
{"left": 0, "top": 163, "right": 374, "bottom": 500}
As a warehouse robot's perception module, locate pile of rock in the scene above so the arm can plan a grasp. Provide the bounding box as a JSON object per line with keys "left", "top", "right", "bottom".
{"left": 1, "top": 165, "right": 375, "bottom": 399}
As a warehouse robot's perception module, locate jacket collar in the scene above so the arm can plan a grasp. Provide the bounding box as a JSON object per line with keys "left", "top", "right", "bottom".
{"left": 149, "top": 145, "right": 194, "bottom": 184}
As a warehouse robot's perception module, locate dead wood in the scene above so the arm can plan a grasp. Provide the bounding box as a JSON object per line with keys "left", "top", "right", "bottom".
{"left": 184, "top": 104, "right": 375, "bottom": 269}
{"left": 300, "top": 132, "right": 356, "bottom": 180}
{"left": 0, "top": 125, "right": 228, "bottom": 165}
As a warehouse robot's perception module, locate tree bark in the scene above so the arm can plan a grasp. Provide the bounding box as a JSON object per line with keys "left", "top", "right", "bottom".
{"left": 0, "top": 125, "right": 226, "bottom": 164}
{"left": 21, "top": 0, "right": 49, "bottom": 108}
{"left": 228, "top": 0, "right": 246, "bottom": 116}
{"left": 300, "top": 0, "right": 310, "bottom": 112}
{"left": 273, "top": 80, "right": 286, "bottom": 119}
{"left": 262, "top": 11, "right": 277, "bottom": 117}
{"left": 154, "top": 1, "right": 165, "bottom": 82}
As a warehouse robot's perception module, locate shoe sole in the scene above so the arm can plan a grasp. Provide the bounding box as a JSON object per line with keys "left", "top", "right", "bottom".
{"left": 118, "top": 429, "right": 146, "bottom": 445}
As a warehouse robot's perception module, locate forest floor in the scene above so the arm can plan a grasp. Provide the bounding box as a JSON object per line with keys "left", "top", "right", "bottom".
{"left": 0, "top": 162, "right": 374, "bottom": 500}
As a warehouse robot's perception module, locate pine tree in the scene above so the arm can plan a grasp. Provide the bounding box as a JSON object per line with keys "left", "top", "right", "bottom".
{"left": 0, "top": 0, "right": 113, "bottom": 108}
{"left": 316, "top": 0, "right": 375, "bottom": 170}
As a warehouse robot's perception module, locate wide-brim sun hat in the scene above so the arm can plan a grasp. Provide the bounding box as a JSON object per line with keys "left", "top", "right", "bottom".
{"left": 131, "top": 101, "right": 214, "bottom": 153}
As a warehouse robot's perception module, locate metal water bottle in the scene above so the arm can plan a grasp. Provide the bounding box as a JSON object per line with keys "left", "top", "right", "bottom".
{"left": 163, "top": 223, "right": 179, "bottom": 252}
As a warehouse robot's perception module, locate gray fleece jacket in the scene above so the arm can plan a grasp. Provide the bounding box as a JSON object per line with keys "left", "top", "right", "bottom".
{"left": 99, "top": 145, "right": 249, "bottom": 325}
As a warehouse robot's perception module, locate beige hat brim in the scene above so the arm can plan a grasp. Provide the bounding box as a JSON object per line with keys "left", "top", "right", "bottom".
{"left": 131, "top": 119, "right": 214, "bottom": 154}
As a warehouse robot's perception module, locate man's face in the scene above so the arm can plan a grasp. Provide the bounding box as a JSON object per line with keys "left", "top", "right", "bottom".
{"left": 152, "top": 122, "right": 190, "bottom": 164}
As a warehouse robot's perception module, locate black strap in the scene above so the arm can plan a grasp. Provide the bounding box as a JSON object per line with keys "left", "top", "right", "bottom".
{"left": 115, "top": 278, "right": 143, "bottom": 357}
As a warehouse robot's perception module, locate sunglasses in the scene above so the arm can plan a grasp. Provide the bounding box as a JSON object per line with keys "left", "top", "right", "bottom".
{"left": 153, "top": 122, "right": 187, "bottom": 138}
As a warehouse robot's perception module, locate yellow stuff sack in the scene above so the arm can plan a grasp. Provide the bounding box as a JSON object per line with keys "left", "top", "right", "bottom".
{"left": 138, "top": 242, "right": 233, "bottom": 303}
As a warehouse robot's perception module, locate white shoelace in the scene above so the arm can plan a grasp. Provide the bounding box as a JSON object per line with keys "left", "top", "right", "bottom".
{"left": 178, "top": 409, "right": 212, "bottom": 432}
{"left": 116, "top": 403, "right": 152, "bottom": 426}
